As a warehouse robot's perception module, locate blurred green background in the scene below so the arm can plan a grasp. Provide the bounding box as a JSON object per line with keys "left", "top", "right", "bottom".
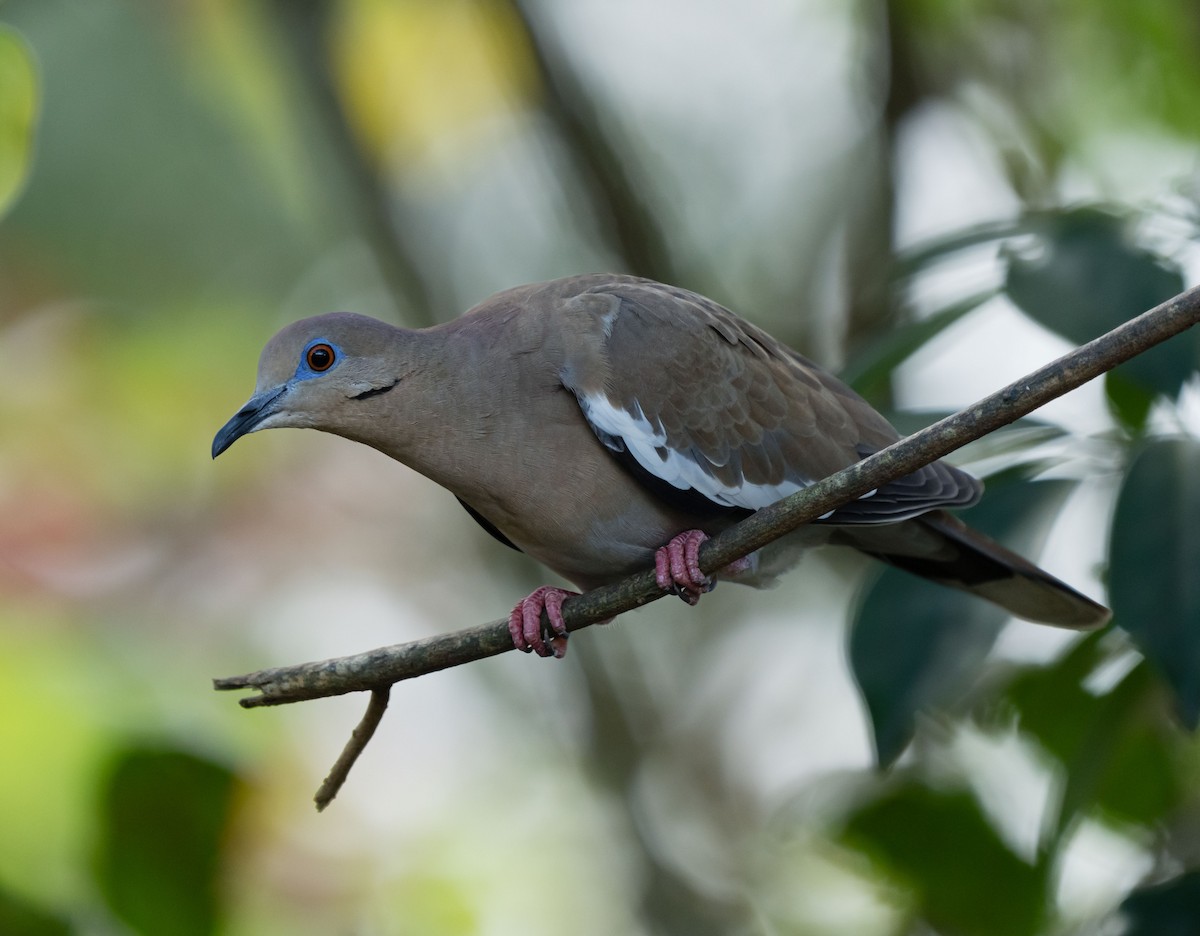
{"left": 3, "top": 1, "right": 1200, "bottom": 934}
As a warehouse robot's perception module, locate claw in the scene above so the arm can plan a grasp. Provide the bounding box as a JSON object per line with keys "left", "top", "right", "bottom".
{"left": 654, "top": 529, "right": 713, "bottom": 604}
{"left": 508, "top": 585, "right": 577, "bottom": 659}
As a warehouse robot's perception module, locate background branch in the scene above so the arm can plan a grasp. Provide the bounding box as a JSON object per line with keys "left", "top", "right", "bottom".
{"left": 504, "top": 0, "right": 678, "bottom": 283}
{"left": 269, "top": 0, "right": 438, "bottom": 326}
{"left": 216, "top": 281, "right": 1200, "bottom": 708}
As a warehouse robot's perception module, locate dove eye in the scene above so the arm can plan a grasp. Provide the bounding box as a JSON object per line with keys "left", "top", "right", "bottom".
{"left": 306, "top": 343, "right": 335, "bottom": 372}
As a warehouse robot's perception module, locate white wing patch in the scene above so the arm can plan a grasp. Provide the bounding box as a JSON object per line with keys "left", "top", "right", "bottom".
{"left": 578, "top": 392, "right": 822, "bottom": 512}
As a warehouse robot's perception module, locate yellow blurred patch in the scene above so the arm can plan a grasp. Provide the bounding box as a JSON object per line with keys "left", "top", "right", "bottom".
{"left": 331, "top": 0, "right": 535, "bottom": 164}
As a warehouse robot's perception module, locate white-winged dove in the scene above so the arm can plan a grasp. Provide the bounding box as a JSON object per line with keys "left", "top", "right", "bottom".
{"left": 214, "top": 274, "right": 1110, "bottom": 658}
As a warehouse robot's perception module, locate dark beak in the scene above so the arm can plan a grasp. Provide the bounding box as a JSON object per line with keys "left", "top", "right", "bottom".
{"left": 212, "top": 385, "right": 287, "bottom": 458}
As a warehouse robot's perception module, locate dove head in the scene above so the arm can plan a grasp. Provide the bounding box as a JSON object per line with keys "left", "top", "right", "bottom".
{"left": 212, "top": 312, "right": 417, "bottom": 458}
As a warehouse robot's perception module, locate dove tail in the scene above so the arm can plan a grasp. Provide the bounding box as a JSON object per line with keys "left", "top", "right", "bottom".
{"left": 849, "top": 510, "right": 1111, "bottom": 630}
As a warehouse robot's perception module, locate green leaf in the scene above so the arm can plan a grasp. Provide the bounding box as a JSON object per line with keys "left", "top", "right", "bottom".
{"left": 1120, "top": 871, "right": 1200, "bottom": 936}
{"left": 94, "top": 746, "right": 236, "bottom": 936}
{"left": 999, "top": 632, "right": 1108, "bottom": 768}
{"left": 842, "top": 782, "right": 1046, "bottom": 936}
{"left": 0, "top": 25, "right": 38, "bottom": 219}
{"left": 853, "top": 568, "right": 1006, "bottom": 766}
{"left": 1007, "top": 648, "right": 1181, "bottom": 840}
{"left": 895, "top": 218, "right": 1031, "bottom": 279}
{"left": 1105, "top": 369, "right": 1156, "bottom": 436}
{"left": 842, "top": 288, "right": 999, "bottom": 405}
{"left": 1006, "top": 207, "right": 1192, "bottom": 400}
{"left": 0, "top": 882, "right": 73, "bottom": 936}
{"left": 851, "top": 474, "right": 1077, "bottom": 765}
{"left": 1110, "top": 437, "right": 1200, "bottom": 728}
{"left": 1083, "top": 664, "right": 1181, "bottom": 827}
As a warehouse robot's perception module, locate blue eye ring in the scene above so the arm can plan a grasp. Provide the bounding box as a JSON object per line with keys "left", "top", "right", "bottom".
{"left": 305, "top": 342, "right": 336, "bottom": 373}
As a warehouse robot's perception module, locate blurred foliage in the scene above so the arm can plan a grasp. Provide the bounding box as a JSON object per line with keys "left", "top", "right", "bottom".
{"left": 1121, "top": 870, "right": 1200, "bottom": 936}
{"left": 843, "top": 782, "right": 1048, "bottom": 936}
{"left": 996, "top": 635, "right": 1183, "bottom": 838}
{"left": 0, "top": 24, "right": 37, "bottom": 219}
{"left": 853, "top": 472, "right": 1077, "bottom": 766}
{"left": 1111, "top": 438, "right": 1200, "bottom": 728}
{"left": 1006, "top": 207, "right": 1191, "bottom": 432}
{"left": 95, "top": 746, "right": 237, "bottom": 936}
{"left": 331, "top": 0, "right": 535, "bottom": 164}
{"left": 3, "top": 1, "right": 1200, "bottom": 935}
{"left": 0, "top": 884, "right": 71, "bottom": 936}
{"left": 842, "top": 287, "right": 1000, "bottom": 405}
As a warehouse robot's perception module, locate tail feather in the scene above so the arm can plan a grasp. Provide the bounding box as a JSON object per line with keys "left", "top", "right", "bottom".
{"left": 840, "top": 510, "right": 1111, "bottom": 630}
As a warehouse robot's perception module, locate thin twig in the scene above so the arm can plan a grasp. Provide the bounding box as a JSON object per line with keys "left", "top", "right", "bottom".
{"left": 313, "top": 686, "right": 391, "bottom": 810}
{"left": 216, "top": 282, "right": 1200, "bottom": 709}
{"left": 505, "top": 0, "right": 677, "bottom": 283}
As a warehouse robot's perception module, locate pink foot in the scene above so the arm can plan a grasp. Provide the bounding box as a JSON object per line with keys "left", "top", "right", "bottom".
{"left": 655, "top": 529, "right": 713, "bottom": 605}
{"left": 508, "top": 585, "right": 578, "bottom": 659}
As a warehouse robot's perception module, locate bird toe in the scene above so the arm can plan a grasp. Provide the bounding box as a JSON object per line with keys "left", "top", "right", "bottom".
{"left": 510, "top": 586, "right": 577, "bottom": 659}
{"left": 656, "top": 529, "right": 713, "bottom": 604}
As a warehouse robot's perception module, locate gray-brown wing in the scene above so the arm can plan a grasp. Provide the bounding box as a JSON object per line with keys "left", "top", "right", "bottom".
{"left": 557, "top": 275, "right": 980, "bottom": 523}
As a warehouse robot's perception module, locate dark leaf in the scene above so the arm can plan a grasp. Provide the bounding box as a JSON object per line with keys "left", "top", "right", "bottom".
{"left": 1105, "top": 369, "right": 1156, "bottom": 436}
{"left": 1110, "top": 437, "right": 1200, "bottom": 728}
{"left": 852, "top": 474, "right": 1077, "bottom": 765}
{"left": 94, "top": 745, "right": 236, "bottom": 936}
{"left": 853, "top": 568, "right": 1006, "bottom": 766}
{"left": 1120, "top": 871, "right": 1200, "bottom": 936}
{"left": 1006, "top": 207, "right": 1192, "bottom": 400}
{"left": 842, "top": 782, "right": 1046, "bottom": 936}
{"left": 0, "top": 883, "right": 73, "bottom": 936}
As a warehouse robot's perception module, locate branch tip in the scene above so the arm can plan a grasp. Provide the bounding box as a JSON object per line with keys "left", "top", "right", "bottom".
{"left": 314, "top": 687, "right": 392, "bottom": 811}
